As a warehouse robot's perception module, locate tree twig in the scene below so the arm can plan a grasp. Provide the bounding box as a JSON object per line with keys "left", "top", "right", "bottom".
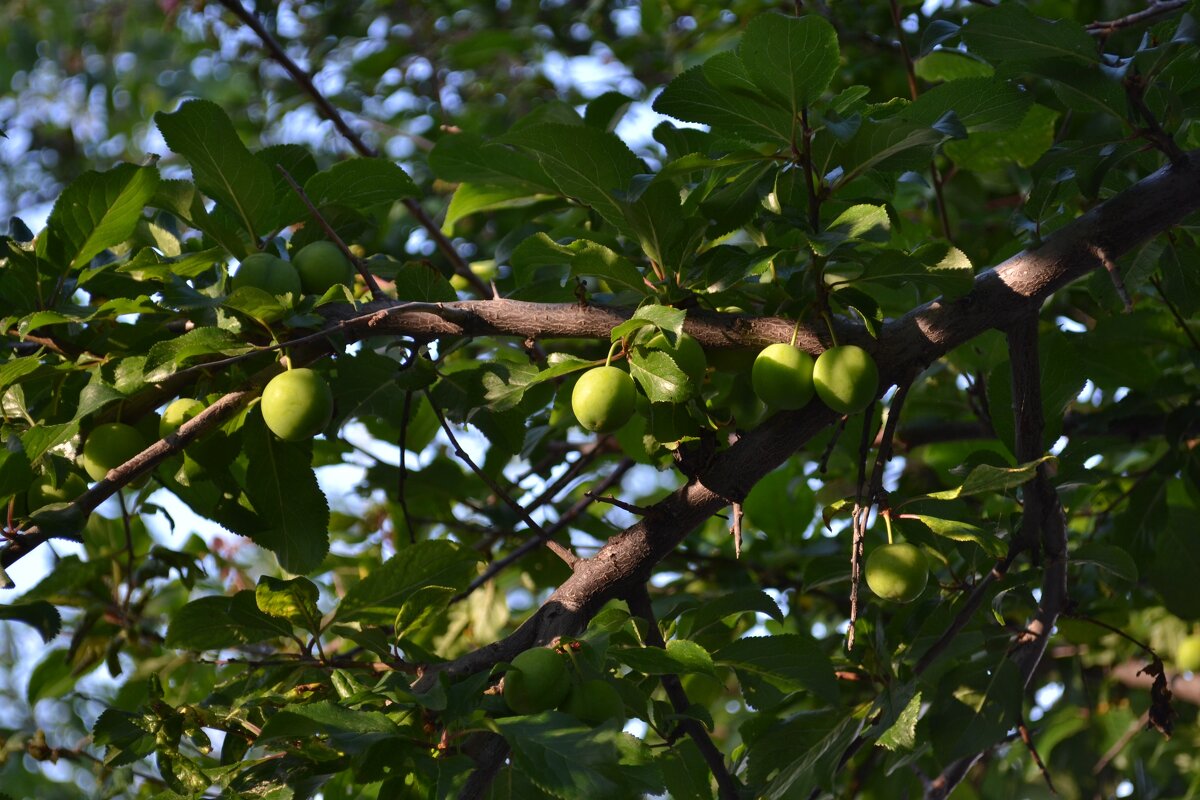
{"left": 626, "top": 587, "right": 742, "bottom": 800}
{"left": 276, "top": 164, "right": 383, "bottom": 299}
{"left": 426, "top": 391, "right": 578, "bottom": 569}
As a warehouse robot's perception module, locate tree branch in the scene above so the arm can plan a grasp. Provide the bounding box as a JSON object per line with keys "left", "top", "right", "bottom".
{"left": 409, "top": 150, "right": 1200, "bottom": 779}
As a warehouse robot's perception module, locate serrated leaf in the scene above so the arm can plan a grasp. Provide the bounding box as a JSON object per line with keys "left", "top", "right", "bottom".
{"left": 612, "top": 640, "right": 715, "bottom": 676}
{"left": 653, "top": 55, "right": 794, "bottom": 145}
{"left": 1072, "top": 543, "right": 1138, "bottom": 583}
{"left": 142, "top": 327, "right": 253, "bottom": 383}
{"left": 92, "top": 709, "right": 156, "bottom": 767}
{"left": 496, "top": 712, "right": 664, "bottom": 800}
{"left": 677, "top": 589, "right": 784, "bottom": 639}
{"left": 904, "top": 77, "right": 1030, "bottom": 133}
{"left": 914, "top": 51, "right": 993, "bottom": 82}
{"left": 905, "top": 514, "right": 1005, "bottom": 557}
{"left": 0, "top": 448, "right": 35, "bottom": 499}
{"left": 165, "top": 591, "right": 293, "bottom": 650}
{"left": 961, "top": 4, "right": 1098, "bottom": 66}
{"left": 0, "top": 601, "right": 62, "bottom": 642}
{"left": 391, "top": 261, "right": 458, "bottom": 302}
{"left": 511, "top": 232, "right": 647, "bottom": 291}
{"left": 256, "top": 700, "right": 398, "bottom": 742}
{"left": 154, "top": 99, "right": 274, "bottom": 238}
{"left": 945, "top": 103, "right": 1060, "bottom": 171}
{"left": 628, "top": 349, "right": 690, "bottom": 404}
{"left": 241, "top": 413, "right": 330, "bottom": 574}
{"left": 442, "top": 182, "right": 553, "bottom": 233}
{"left": 39, "top": 163, "right": 160, "bottom": 270}
{"left": 716, "top": 634, "right": 839, "bottom": 705}
{"left": 877, "top": 691, "right": 922, "bottom": 751}
{"left": 304, "top": 159, "right": 418, "bottom": 212}
{"left": 740, "top": 13, "right": 840, "bottom": 113}
{"left": 256, "top": 575, "right": 322, "bottom": 633}
{"left": 910, "top": 456, "right": 1055, "bottom": 502}
{"left": 336, "top": 540, "right": 481, "bottom": 622}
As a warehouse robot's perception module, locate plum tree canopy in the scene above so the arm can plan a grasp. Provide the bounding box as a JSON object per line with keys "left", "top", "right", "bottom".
{"left": 2, "top": 1, "right": 1200, "bottom": 798}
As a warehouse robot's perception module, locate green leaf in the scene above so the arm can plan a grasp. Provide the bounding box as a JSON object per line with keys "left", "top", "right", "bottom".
{"left": 242, "top": 414, "right": 330, "bottom": 574}
{"left": 142, "top": 327, "right": 253, "bottom": 383}
{"left": 611, "top": 640, "right": 715, "bottom": 676}
{"left": 740, "top": 12, "right": 840, "bottom": 113}
{"left": 608, "top": 304, "right": 686, "bottom": 342}
{"left": 429, "top": 132, "right": 554, "bottom": 189}
{"left": 495, "top": 712, "right": 664, "bottom": 799}
{"left": 336, "top": 540, "right": 480, "bottom": 622}
{"left": 93, "top": 709, "right": 156, "bottom": 767}
{"left": 256, "top": 700, "right": 398, "bottom": 741}
{"left": 914, "top": 51, "right": 993, "bottom": 82}
{"left": 744, "top": 468, "right": 816, "bottom": 541}
{"left": 931, "top": 658, "right": 1023, "bottom": 764}
{"left": 839, "top": 119, "right": 945, "bottom": 185}
{"left": 304, "top": 159, "right": 418, "bottom": 212}
{"left": 904, "top": 77, "right": 1031, "bottom": 133}
{"left": 27, "top": 649, "right": 76, "bottom": 703}
{"left": 676, "top": 589, "right": 785, "bottom": 639}
{"left": 653, "top": 59, "right": 794, "bottom": 145}
{"left": 165, "top": 592, "right": 293, "bottom": 650}
{"left": 501, "top": 124, "right": 643, "bottom": 235}
{"left": 0, "top": 448, "right": 35, "bottom": 500}
{"left": 511, "top": 232, "right": 647, "bottom": 292}
{"left": 905, "top": 514, "right": 1005, "bottom": 557}
{"left": 877, "top": 690, "right": 922, "bottom": 751}
{"left": 39, "top": 163, "right": 160, "bottom": 270}
{"left": 1150, "top": 508, "right": 1200, "bottom": 620}
{"left": 716, "top": 634, "right": 839, "bottom": 705}
{"left": 628, "top": 348, "right": 690, "bottom": 404}
{"left": 391, "top": 261, "right": 458, "bottom": 302}
{"left": 154, "top": 99, "right": 274, "bottom": 239}
{"left": 961, "top": 4, "right": 1098, "bottom": 65}
{"left": 442, "top": 183, "right": 552, "bottom": 233}
{"left": 256, "top": 575, "right": 323, "bottom": 633}
{"left": 911, "top": 456, "right": 1056, "bottom": 502}
{"left": 0, "top": 601, "right": 62, "bottom": 642}
{"left": 943, "top": 102, "right": 1059, "bottom": 171}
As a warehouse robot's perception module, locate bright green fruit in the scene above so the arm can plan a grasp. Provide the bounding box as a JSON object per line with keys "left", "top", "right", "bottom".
{"left": 813, "top": 345, "right": 879, "bottom": 415}
{"left": 160, "top": 398, "right": 206, "bottom": 437}
{"left": 293, "top": 241, "right": 355, "bottom": 294}
{"left": 27, "top": 472, "right": 88, "bottom": 511}
{"left": 865, "top": 542, "right": 928, "bottom": 603}
{"left": 1177, "top": 635, "right": 1200, "bottom": 672}
{"left": 562, "top": 679, "right": 625, "bottom": 725}
{"left": 646, "top": 331, "right": 707, "bottom": 390}
{"left": 751, "top": 343, "right": 816, "bottom": 410}
{"left": 232, "top": 252, "right": 302, "bottom": 296}
{"left": 504, "top": 648, "right": 570, "bottom": 714}
{"left": 80, "top": 423, "right": 147, "bottom": 481}
{"left": 260, "top": 368, "right": 334, "bottom": 442}
{"left": 571, "top": 366, "right": 636, "bottom": 433}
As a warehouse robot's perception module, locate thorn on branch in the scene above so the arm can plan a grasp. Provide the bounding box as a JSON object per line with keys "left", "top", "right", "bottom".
{"left": 1089, "top": 244, "right": 1133, "bottom": 312}
{"left": 730, "top": 502, "right": 744, "bottom": 558}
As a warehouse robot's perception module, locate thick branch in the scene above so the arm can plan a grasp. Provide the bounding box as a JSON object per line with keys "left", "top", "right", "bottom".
{"left": 414, "top": 150, "right": 1200, "bottom": 734}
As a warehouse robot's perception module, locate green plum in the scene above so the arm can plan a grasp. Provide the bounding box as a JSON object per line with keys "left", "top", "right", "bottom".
{"left": 504, "top": 648, "right": 570, "bottom": 714}
{"left": 865, "top": 542, "right": 928, "bottom": 603}
{"left": 260, "top": 368, "right": 334, "bottom": 441}
{"left": 293, "top": 241, "right": 355, "bottom": 294}
{"left": 813, "top": 344, "right": 879, "bottom": 415}
{"left": 571, "top": 366, "right": 636, "bottom": 433}
{"left": 752, "top": 343, "right": 816, "bottom": 410}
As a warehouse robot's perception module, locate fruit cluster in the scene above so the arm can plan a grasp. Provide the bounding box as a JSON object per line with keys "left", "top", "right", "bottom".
{"left": 501, "top": 644, "right": 625, "bottom": 725}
